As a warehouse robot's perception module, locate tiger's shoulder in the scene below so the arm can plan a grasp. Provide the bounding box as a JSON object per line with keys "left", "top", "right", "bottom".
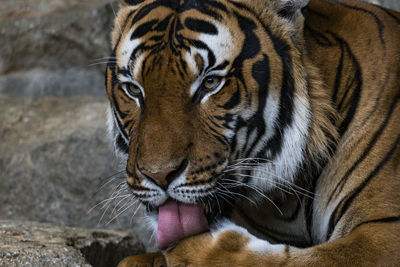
{"left": 305, "top": 0, "right": 400, "bottom": 135}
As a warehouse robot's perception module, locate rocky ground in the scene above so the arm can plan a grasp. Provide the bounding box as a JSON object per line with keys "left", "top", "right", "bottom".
{"left": 0, "top": 220, "right": 145, "bottom": 267}
{"left": 0, "top": 0, "right": 398, "bottom": 266}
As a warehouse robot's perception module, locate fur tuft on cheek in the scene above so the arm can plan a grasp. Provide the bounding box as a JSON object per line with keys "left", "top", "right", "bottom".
{"left": 106, "top": 105, "right": 129, "bottom": 162}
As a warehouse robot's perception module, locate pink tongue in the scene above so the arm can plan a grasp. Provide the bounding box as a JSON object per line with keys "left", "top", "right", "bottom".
{"left": 157, "top": 199, "right": 209, "bottom": 248}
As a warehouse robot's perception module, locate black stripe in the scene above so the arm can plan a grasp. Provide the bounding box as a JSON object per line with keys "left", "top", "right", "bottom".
{"left": 109, "top": 8, "right": 139, "bottom": 53}
{"left": 380, "top": 8, "right": 400, "bottom": 25}
{"left": 304, "top": 25, "right": 333, "bottom": 46}
{"left": 233, "top": 13, "right": 260, "bottom": 61}
{"left": 236, "top": 207, "right": 311, "bottom": 248}
{"left": 184, "top": 18, "right": 218, "bottom": 35}
{"left": 331, "top": 41, "right": 344, "bottom": 104}
{"left": 327, "top": 32, "right": 362, "bottom": 136}
{"left": 327, "top": 92, "right": 400, "bottom": 203}
{"left": 354, "top": 215, "right": 400, "bottom": 230}
{"left": 219, "top": 88, "right": 241, "bottom": 110}
{"left": 327, "top": 134, "right": 400, "bottom": 240}
{"left": 154, "top": 14, "right": 173, "bottom": 31}
{"left": 304, "top": 27, "right": 362, "bottom": 137}
{"left": 130, "top": 43, "right": 164, "bottom": 62}
{"left": 245, "top": 55, "right": 270, "bottom": 155}
{"left": 208, "top": 116, "right": 225, "bottom": 129}
{"left": 210, "top": 60, "right": 229, "bottom": 72}
{"left": 307, "top": 8, "right": 329, "bottom": 19}
{"left": 117, "top": 68, "right": 131, "bottom": 77}
{"left": 185, "top": 38, "right": 216, "bottom": 71}
{"left": 112, "top": 108, "right": 129, "bottom": 141}
{"left": 108, "top": 59, "right": 128, "bottom": 121}
{"left": 116, "top": 134, "right": 129, "bottom": 154}
{"left": 229, "top": 11, "right": 261, "bottom": 153}
{"left": 337, "top": 70, "right": 357, "bottom": 111}
{"left": 212, "top": 132, "right": 229, "bottom": 146}
{"left": 203, "top": 117, "right": 230, "bottom": 146}
{"left": 262, "top": 41, "right": 295, "bottom": 159}
{"left": 361, "top": 73, "right": 391, "bottom": 127}
{"left": 131, "top": 19, "right": 158, "bottom": 39}
{"left": 229, "top": 0, "right": 252, "bottom": 13}
{"left": 206, "top": 1, "right": 228, "bottom": 14}
{"left": 130, "top": 0, "right": 178, "bottom": 27}
{"left": 123, "top": 0, "right": 145, "bottom": 5}
{"left": 181, "top": 0, "right": 223, "bottom": 21}
{"left": 327, "top": 0, "right": 385, "bottom": 48}
{"left": 250, "top": 9, "right": 296, "bottom": 159}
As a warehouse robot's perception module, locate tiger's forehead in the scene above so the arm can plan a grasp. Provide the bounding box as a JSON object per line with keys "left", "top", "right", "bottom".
{"left": 114, "top": 3, "right": 241, "bottom": 80}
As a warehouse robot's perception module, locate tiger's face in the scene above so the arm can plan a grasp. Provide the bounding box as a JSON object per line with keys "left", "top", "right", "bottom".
{"left": 106, "top": 0, "right": 311, "bottom": 216}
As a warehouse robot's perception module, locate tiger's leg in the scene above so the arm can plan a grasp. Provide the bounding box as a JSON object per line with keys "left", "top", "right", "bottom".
{"left": 163, "top": 220, "right": 399, "bottom": 267}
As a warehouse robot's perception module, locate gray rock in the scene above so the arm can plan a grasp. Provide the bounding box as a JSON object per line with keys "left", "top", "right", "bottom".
{"left": 0, "top": 97, "right": 157, "bottom": 250}
{"left": 0, "top": 0, "right": 119, "bottom": 97}
{"left": 364, "top": 0, "right": 400, "bottom": 11}
{"left": 0, "top": 220, "right": 145, "bottom": 267}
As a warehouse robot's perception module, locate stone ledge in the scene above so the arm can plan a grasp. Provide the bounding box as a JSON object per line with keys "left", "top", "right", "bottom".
{"left": 0, "top": 220, "right": 145, "bottom": 267}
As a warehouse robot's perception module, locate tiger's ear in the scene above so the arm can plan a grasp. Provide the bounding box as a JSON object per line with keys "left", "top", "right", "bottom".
{"left": 120, "top": 0, "right": 145, "bottom": 7}
{"left": 274, "top": 0, "right": 310, "bottom": 20}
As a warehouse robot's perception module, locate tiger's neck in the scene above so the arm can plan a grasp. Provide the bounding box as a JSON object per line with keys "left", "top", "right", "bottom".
{"left": 228, "top": 34, "right": 339, "bottom": 248}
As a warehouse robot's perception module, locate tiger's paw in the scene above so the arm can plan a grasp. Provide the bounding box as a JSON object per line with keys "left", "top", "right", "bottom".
{"left": 164, "top": 222, "right": 265, "bottom": 267}
{"left": 117, "top": 252, "right": 166, "bottom": 267}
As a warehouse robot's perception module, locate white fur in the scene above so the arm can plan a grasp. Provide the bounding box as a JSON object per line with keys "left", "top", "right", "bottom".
{"left": 247, "top": 91, "right": 311, "bottom": 194}
{"left": 106, "top": 105, "right": 129, "bottom": 161}
{"left": 168, "top": 164, "right": 220, "bottom": 204}
{"left": 212, "top": 220, "right": 286, "bottom": 254}
{"left": 141, "top": 178, "right": 168, "bottom": 206}
{"left": 118, "top": 28, "right": 141, "bottom": 68}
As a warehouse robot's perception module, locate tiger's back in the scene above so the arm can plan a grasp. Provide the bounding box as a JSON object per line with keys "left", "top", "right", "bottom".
{"left": 305, "top": 0, "right": 400, "bottom": 245}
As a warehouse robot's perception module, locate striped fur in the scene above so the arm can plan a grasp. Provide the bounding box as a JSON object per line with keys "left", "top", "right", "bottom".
{"left": 106, "top": 0, "right": 400, "bottom": 266}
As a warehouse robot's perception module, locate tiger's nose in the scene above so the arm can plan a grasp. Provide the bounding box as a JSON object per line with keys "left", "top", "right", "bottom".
{"left": 140, "top": 160, "right": 188, "bottom": 189}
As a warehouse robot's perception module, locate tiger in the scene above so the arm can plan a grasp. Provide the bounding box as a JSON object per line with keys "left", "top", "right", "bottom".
{"left": 105, "top": 0, "right": 400, "bottom": 266}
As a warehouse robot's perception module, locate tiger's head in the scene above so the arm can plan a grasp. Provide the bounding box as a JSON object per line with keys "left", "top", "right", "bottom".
{"left": 106, "top": 0, "right": 335, "bottom": 220}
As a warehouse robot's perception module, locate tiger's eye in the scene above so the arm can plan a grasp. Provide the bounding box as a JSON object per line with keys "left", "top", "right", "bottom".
{"left": 124, "top": 83, "right": 141, "bottom": 96}
{"left": 202, "top": 76, "right": 221, "bottom": 90}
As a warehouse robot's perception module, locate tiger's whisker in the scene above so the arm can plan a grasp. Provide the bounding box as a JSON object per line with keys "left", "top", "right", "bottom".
{"left": 106, "top": 198, "right": 139, "bottom": 225}
{"left": 88, "top": 61, "right": 117, "bottom": 67}
{"left": 224, "top": 167, "right": 316, "bottom": 196}
{"left": 222, "top": 178, "right": 283, "bottom": 215}
{"left": 230, "top": 173, "right": 314, "bottom": 199}
{"left": 216, "top": 187, "right": 257, "bottom": 206}
{"left": 87, "top": 193, "right": 131, "bottom": 214}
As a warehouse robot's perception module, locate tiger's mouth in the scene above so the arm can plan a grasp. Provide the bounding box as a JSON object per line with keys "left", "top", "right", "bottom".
{"left": 146, "top": 195, "right": 230, "bottom": 224}
{"left": 144, "top": 175, "right": 242, "bottom": 226}
{"left": 135, "top": 171, "right": 246, "bottom": 247}
{"left": 155, "top": 198, "right": 210, "bottom": 248}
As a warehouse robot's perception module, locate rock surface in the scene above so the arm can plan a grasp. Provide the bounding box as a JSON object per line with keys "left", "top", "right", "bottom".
{"left": 0, "top": 97, "right": 156, "bottom": 250}
{"left": 0, "top": 0, "right": 118, "bottom": 97}
{"left": 367, "top": 0, "right": 400, "bottom": 10}
{"left": 0, "top": 220, "right": 145, "bottom": 267}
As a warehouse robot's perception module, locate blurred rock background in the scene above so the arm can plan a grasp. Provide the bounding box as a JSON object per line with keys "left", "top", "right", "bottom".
{"left": 0, "top": 0, "right": 156, "bottom": 262}
{"left": 0, "top": 0, "right": 399, "bottom": 265}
